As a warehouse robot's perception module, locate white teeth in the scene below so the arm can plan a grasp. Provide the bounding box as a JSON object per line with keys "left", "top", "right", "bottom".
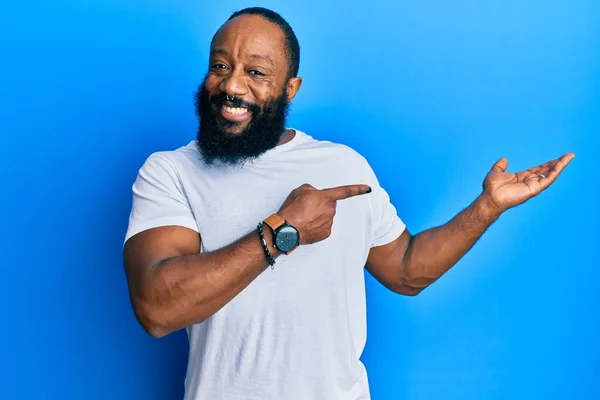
{"left": 223, "top": 105, "right": 248, "bottom": 115}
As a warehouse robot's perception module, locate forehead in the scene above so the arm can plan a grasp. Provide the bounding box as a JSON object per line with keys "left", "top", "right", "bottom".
{"left": 211, "top": 15, "right": 287, "bottom": 66}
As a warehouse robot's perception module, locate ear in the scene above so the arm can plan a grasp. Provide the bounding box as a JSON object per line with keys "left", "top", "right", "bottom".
{"left": 285, "top": 76, "right": 303, "bottom": 102}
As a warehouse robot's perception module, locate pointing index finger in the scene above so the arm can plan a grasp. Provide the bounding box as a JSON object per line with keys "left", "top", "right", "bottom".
{"left": 321, "top": 184, "right": 372, "bottom": 200}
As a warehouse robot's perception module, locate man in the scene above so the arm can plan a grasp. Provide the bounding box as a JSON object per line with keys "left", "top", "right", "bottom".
{"left": 123, "top": 7, "right": 574, "bottom": 400}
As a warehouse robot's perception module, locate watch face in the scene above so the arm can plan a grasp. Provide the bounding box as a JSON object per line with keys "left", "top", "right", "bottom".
{"left": 275, "top": 225, "right": 299, "bottom": 252}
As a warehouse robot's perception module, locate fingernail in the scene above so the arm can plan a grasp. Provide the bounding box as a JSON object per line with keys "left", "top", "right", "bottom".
{"left": 365, "top": 186, "right": 372, "bottom": 193}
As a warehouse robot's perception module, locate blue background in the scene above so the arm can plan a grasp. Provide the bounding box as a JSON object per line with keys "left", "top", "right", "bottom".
{"left": 1, "top": 1, "right": 598, "bottom": 399}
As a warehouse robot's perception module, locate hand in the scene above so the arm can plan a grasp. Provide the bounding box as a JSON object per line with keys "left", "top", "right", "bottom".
{"left": 277, "top": 183, "right": 371, "bottom": 245}
{"left": 480, "top": 152, "right": 575, "bottom": 214}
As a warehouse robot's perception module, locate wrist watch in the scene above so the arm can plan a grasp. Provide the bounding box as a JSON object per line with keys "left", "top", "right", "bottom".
{"left": 263, "top": 213, "right": 300, "bottom": 255}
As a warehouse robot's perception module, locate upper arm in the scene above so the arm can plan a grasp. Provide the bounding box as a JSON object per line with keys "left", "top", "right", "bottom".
{"left": 123, "top": 226, "right": 200, "bottom": 295}
{"left": 122, "top": 153, "right": 200, "bottom": 295}
{"left": 362, "top": 157, "right": 416, "bottom": 295}
{"left": 365, "top": 228, "right": 415, "bottom": 295}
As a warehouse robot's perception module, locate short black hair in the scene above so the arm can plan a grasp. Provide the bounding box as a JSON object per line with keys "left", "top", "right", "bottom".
{"left": 225, "top": 7, "right": 300, "bottom": 78}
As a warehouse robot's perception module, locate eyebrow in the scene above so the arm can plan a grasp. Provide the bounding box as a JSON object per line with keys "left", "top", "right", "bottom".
{"left": 249, "top": 53, "right": 274, "bottom": 66}
{"left": 210, "top": 48, "right": 274, "bottom": 66}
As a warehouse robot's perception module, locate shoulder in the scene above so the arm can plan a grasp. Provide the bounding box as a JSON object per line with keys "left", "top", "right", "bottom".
{"left": 296, "top": 130, "right": 374, "bottom": 179}
{"left": 138, "top": 141, "right": 201, "bottom": 177}
{"left": 295, "top": 130, "right": 371, "bottom": 168}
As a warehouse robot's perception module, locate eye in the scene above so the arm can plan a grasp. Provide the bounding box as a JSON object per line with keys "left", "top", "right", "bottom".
{"left": 249, "top": 69, "right": 265, "bottom": 77}
{"left": 211, "top": 63, "right": 228, "bottom": 70}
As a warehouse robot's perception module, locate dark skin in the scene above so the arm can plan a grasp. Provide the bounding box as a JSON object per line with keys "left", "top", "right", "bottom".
{"left": 206, "top": 14, "right": 301, "bottom": 138}
{"left": 366, "top": 154, "right": 574, "bottom": 295}
{"left": 123, "top": 14, "right": 575, "bottom": 338}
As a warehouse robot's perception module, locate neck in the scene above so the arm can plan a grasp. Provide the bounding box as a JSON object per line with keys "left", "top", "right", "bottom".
{"left": 277, "top": 129, "right": 295, "bottom": 146}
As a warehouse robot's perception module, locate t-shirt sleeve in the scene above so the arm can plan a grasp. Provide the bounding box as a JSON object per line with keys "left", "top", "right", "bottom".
{"left": 366, "top": 162, "right": 406, "bottom": 248}
{"left": 124, "top": 153, "right": 198, "bottom": 243}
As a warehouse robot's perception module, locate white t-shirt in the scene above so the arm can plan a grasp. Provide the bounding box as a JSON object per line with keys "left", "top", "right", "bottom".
{"left": 125, "top": 129, "right": 405, "bottom": 400}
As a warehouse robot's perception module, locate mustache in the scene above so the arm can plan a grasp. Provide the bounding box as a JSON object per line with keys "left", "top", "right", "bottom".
{"left": 209, "top": 92, "right": 261, "bottom": 114}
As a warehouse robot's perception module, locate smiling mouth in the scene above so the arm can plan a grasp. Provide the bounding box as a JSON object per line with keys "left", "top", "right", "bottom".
{"left": 220, "top": 104, "right": 252, "bottom": 123}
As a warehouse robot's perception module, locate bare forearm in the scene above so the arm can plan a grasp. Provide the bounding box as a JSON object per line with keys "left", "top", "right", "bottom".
{"left": 402, "top": 194, "right": 501, "bottom": 291}
{"left": 138, "top": 226, "right": 280, "bottom": 337}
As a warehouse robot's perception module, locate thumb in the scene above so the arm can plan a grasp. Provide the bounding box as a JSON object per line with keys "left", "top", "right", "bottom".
{"left": 490, "top": 157, "right": 508, "bottom": 173}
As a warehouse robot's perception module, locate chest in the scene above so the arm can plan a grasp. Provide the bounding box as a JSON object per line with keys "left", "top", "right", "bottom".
{"left": 187, "top": 161, "right": 371, "bottom": 251}
{"left": 183, "top": 161, "right": 373, "bottom": 330}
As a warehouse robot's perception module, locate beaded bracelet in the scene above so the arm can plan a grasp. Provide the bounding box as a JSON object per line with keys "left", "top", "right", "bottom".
{"left": 257, "top": 222, "right": 276, "bottom": 269}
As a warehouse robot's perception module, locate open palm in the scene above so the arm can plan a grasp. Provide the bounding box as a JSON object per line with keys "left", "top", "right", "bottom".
{"left": 483, "top": 152, "right": 575, "bottom": 212}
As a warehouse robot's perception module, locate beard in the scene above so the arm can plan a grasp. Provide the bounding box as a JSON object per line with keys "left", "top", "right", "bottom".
{"left": 194, "top": 81, "right": 290, "bottom": 167}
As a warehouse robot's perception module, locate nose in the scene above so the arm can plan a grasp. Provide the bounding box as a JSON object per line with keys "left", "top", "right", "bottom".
{"left": 219, "top": 68, "right": 249, "bottom": 98}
